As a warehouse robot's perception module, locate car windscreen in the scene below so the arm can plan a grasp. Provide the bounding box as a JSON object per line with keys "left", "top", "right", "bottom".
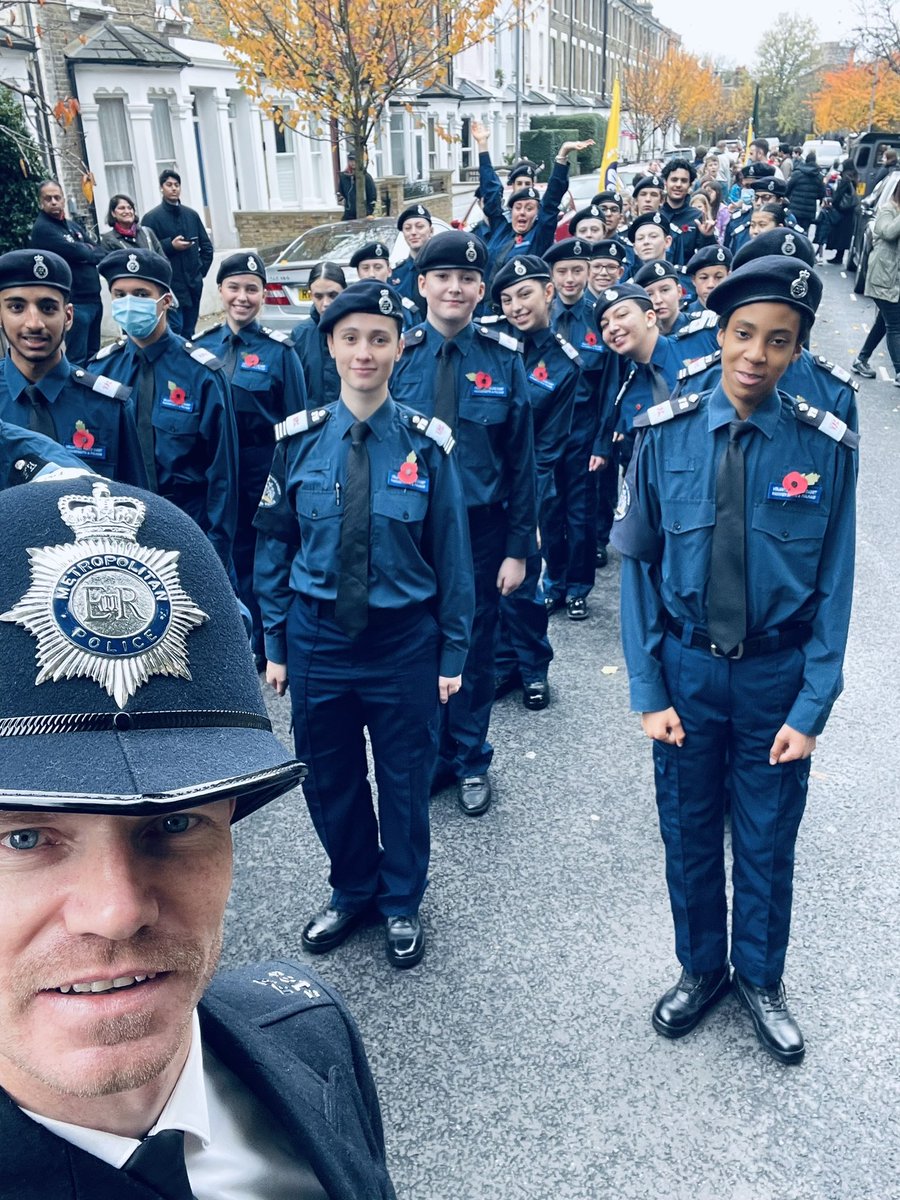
{"left": 279, "top": 225, "right": 399, "bottom": 263}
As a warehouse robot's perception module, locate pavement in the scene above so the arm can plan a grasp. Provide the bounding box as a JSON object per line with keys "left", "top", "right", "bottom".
{"left": 222, "top": 264, "right": 900, "bottom": 1200}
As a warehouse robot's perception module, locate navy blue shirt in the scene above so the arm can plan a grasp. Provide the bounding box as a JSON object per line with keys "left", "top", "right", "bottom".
{"left": 253, "top": 397, "right": 474, "bottom": 675}
{"left": 595, "top": 333, "right": 684, "bottom": 456}
{"left": 391, "top": 320, "right": 537, "bottom": 558}
{"left": 0, "top": 354, "right": 145, "bottom": 486}
{"left": 660, "top": 200, "right": 716, "bottom": 267}
{"left": 90, "top": 329, "right": 238, "bottom": 567}
{"left": 612, "top": 383, "right": 857, "bottom": 734}
{"left": 291, "top": 311, "right": 341, "bottom": 408}
{"left": 0, "top": 419, "right": 92, "bottom": 487}
{"left": 390, "top": 258, "right": 426, "bottom": 317}
{"left": 550, "top": 292, "right": 606, "bottom": 406}
{"left": 194, "top": 319, "right": 307, "bottom": 430}
{"left": 480, "top": 158, "right": 571, "bottom": 287}
{"left": 520, "top": 324, "right": 579, "bottom": 510}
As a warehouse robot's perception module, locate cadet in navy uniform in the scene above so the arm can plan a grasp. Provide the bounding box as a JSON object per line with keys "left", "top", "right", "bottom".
{"left": 291, "top": 261, "right": 345, "bottom": 408}
{"left": 92, "top": 249, "right": 238, "bottom": 569}
{"left": 611, "top": 257, "right": 858, "bottom": 1064}
{"left": 0, "top": 249, "right": 146, "bottom": 486}
{"left": 490, "top": 255, "right": 580, "bottom": 708}
{"left": 684, "top": 244, "right": 732, "bottom": 311}
{"left": 350, "top": 241, "right": 422, "bottom": 327}
{"left": 633, "top": 260, "right": 687, "bottom": 336}
{"left": 0, "top": 474, "right": 394, "bottom": 1199}
{"left": 391, "top": 231, "right": 536, "bottom": 816}
{"left": 540, "top": 237, "right": 606, "bottom": 621}
{"left": 254, "top": 281, "right": 473, "bottom": 967}
{"left": 390, "top": 206, "right": 433, "bottom": 314}
{"left": 193, "top": 252, "right": 308, "bottom": 664}
{"left": 0, "top": 419, "right": 93, "bottom": 487}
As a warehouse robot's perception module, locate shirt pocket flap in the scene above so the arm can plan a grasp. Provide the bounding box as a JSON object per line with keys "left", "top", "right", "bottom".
{"left": 297, "top": 487, "right": 339, "bottom": 520}
{"left": 372, "top": 489, "right": 428, "bottom": 522}
{"left": 752, "top": 503, "right": 828, "bottom": 541}
{"left": 662, "top": 499, "right": 715, "bottom": 534}
{"left": 458, "top": 396, "right": 508, "bottom": 425}
{"left": 152, "top": 407, "right": 201, "bottom": 437}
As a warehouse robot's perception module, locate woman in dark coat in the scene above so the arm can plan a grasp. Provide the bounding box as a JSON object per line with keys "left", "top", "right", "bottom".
{"left": 98, "top": 194, "right": 164, "bottom": 254}
{"left": 825, "top": 161, "right": 860, "bottom": 264}
{"left": 785, "top": 152, "right": 825, "bottom": 233}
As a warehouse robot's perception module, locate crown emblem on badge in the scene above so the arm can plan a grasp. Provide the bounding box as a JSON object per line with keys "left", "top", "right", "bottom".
{"left": 417, "top": 205, "right": 425, "bottom": 215}
{"left": 247, "top": 255, "right": 258, "bottom": 271}
{"left": 790, "top": 269, "right": 810, "bottom": 299}
{"left": 32, "top": 254, "right": 49, "bottom": 280}
{"left": 126, "top": 253, "right": 140, "bottom": 273}
{"left": 716, "top": 248, "right": 725, "bottom": 261}
{"left": 378, "top": 289, "right": 393, "bottom": 314}
{"left": 783, "top": 233, "right": 797, "bottom": 256}
{"left": 604, "top": 289, "right": 618, "bottom": 301}
{"left": 654, "top": 262, "right": 665, "bottom": 276}
{"left": 590, "top": 206, "right": 600, "bottom": 217}
{"left": 375, "top": 244, "right": 385, "bottom": 256}
{"left": 574, "top": 241, "right": 583, "bottom": 255}
{"left": 513, "top": 259, "right": 526, "bottom": 276}
{"left": 465, "top": 241, "right": 478, "bottom": 263}
{"left": 653, "top": 213, "right": 662, "bottom": 224}
{"left": 0, "top": 482, "right": 208, "bottom": 709}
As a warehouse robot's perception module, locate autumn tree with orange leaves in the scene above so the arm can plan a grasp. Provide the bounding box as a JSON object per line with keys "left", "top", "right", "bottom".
{"left": 624, "top": 49, "right": 725, "bottom": 155}
{"left": 813, "top": 58, "right": 900, "bottom": 132}
{"left": 195, "top": 0, "right": 511, "bottom": 217}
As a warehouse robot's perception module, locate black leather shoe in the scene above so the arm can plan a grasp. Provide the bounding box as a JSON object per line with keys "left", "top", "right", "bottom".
{"left": 301, "top": 906, "right": 367, "bottom": 954}
{"left": 596, "top": 545, "right": 608, "bottom": 568}
{"left": 733, "top": 973, "right": 805, "bottom": 1064}
{"left": 458, "top": 775, "right": 492, "bottom": 816}
{"left": 652, "top": 965, "right": 731, "bottom": 1038}
{"left": 385, "top": 915, "right": 425, "bottom": 968}
{"left": 566, "top": 596, "right": 588, "bottom": 621}
{"left": 523, "top": 679, "right": 549, "bottom": 710}
{"left": 494, "top": 672, "right": 519, "bottom": 700}
{"left": 543, "top": 594, "right": 565, "bottom": 615}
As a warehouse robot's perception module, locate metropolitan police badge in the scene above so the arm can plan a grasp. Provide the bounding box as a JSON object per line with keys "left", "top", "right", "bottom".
{"left": 126, "top": 253, "right": 140, "bottom": 273}
{"left": 790, "top": 269, "right": 810, "bottom": 299}
{"left": 465, "top": 240, "right": 478, "bottom": 263}
{"left": 0, "top": 481, "right": 207, "bottom": 709}
{"left": 514, "top": 259, "right": 527, "bottom": 276}
{"left": 32, "top": 255, "right": 49, "bottom": 280}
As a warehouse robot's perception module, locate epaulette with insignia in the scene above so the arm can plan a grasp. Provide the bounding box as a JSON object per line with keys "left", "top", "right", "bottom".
{"left": 813, "top": 355, "right": 859, "bottom": 391}
{"left": 633, "top": 393, "right": 702, "bottom": 428}
{"left": 676, "top": 310, "right": 718, "bottom": 338}
{"left": 402, "top": 327, "right": 427, "bottom": 352}
{"left": 793, "top": 399, "right": 860, "bottom": 449}
{"left": 262, "top": 326, "right": 292, "bottom": 345}
{"left": 476, "top": 325, "right": 521, "bottom": 353}
{"left": 183, "top": 342, "right": 223, "bottom": 370}
{"left": 195, "top": 321, "right": 225, "bottom": 338}
{"left": 401, "top": 297, "right": 418, "bottom": 313}
{"left": 554, "top": 333, "right": 584, "bottom": 367}
{"left": 476, "top": 314, "right": 503, "bottom": 326}
{"left": 92, "top": 338, "right": 127, "bottom": 362}
{"left": 274, "top": 407, "right": 330, "bottom": 442}
{"left": 676, "top": 349, "right": 721, "bottom": 381}
{"left": 71, "top": 369, "right": 130, "bottom": 402}
{"left": 405, "top": 410, "right": 455, "bottom": 454}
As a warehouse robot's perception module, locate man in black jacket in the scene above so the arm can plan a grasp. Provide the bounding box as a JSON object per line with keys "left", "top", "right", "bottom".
{"left": 142, "top": 170, "right": 214, "bottom": 339}
{"left": 0, "top": 475, "right": 396, "bottom": 1200}
{"left": 337, "top": 153, "right": 376, "bottom": 220}
{"left": 28, "top": 180, "right": 105, "bottom": 365}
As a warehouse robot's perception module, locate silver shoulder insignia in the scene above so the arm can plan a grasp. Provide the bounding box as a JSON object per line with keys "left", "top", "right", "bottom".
{"left": 274, "top": 407, "right": 330, "bottom": 442}
{"left": 186, "top": 345, "right": 221, "bottom": 369}
{"left": 93, "top": 339, "right": 126, "bottom": 361}
{"left": 633, "top": 393, "right": 702, "bottom": 428}
{"left": 0, "top": 481, "right": 207, "bottom": 709}
{"left": 793, "top": 399, "right": 860, "bottom": 449}
{"left": 262, "top": 327, "right": 292, "bottom": 344}
{"left": 813, "top": 355, "right": 858, "bottom": 390}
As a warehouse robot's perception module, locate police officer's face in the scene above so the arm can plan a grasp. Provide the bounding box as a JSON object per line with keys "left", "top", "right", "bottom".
{"left": 574, "top": 218, "right": 605, "bottom": 241}
{"left": 718, "top": 301, "right": 802, "bottom": 412}
{"left": 326, "top": 313, "right": 402, "bottom": 398}
{"left": 499, "top": 278, "right": 554, "bottom": 333}
{"left": 0, "top": 286, "right": 73, "bottom": 368}
{"left": 551, "top": 260, "right": 588, "bottom": 301}
{"left": 356, "top": 259, "right": 391, "bottom": 281}
{"left": 600, "top": 299, "right": 656, "bottom": 359}
{"left": 749, "top": 211, "right": 779, "bottom": 237}
{"left": 665, "top": 169, "right": 692, "bottom": 203}
{"left": 633, "top": 226, "right": 670, "bottom": 262}
{"left": 219, "top": 274, "right": 263, "bottom": 326}
{"left": 0, "top": 801, "right": 234, "bottom": 1115}
{"left": 645, "top": 278, "right": 681, "bottom": 332}
{"left": 418, "top": 269, "right": 485, "bottom": 332}
{"left": 589, "top": 258, "right": 624, "bottom": 291}
{"left": 38, "top": 185, "right": 65, "bottom": 218}
{"left": 694, "top": 265, "right": 729, "bottom": 306}
{"left": 401, "top": 219, "right": 432, "bottom": 252}
{"left": 635, "top": 188, "right": 662, "bottom": 214}
{"left": 510, "top": 199, "right": 539, "bottom": 233}
{"left": 310, "top": 277, "right": 344, "bottom": 314}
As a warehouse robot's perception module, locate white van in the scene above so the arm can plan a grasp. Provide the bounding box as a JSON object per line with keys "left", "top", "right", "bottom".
{"left": 801, "top": 140, "right": 844, "bottom": 169}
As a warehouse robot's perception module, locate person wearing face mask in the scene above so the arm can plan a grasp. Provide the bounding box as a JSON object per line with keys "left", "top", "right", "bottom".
{"left": 0, "top": 249, "right": 146, "bottom": 486}
{"left": 291, "top": 262, "right": 345, "bottom": 407}
{"left": 90, "top": 249, "right": 238, "bottom": 569}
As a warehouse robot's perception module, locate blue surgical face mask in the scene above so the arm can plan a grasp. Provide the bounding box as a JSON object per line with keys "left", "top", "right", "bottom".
{"left": 111, "top": 294, "right": 163, "bottom": 339}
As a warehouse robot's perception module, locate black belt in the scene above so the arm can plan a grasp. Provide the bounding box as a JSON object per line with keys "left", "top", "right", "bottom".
{"left": 665, "top": 617, "right": 811, "bottom": 660}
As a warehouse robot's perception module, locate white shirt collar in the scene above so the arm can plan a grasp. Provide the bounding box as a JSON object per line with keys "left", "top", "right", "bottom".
{"left": 22, "top": 1010, "right": 210, "bottom": 1169}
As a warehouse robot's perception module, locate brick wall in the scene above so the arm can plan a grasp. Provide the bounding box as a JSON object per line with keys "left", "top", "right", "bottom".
{"left": 233, "top": 208, "right": 344, "bottom": 252}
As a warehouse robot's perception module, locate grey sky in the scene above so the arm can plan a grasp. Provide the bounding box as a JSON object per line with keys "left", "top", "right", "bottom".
{"left": 650, "top": 0, "right": 858, "bottom": 64}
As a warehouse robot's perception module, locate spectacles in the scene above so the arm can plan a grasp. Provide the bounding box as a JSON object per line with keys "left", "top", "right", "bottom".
{"left": 592, "top": 262, "right": 619, "bottom": 273}
{"left": 598, "top": 205, "right": 620, "bottom": 213}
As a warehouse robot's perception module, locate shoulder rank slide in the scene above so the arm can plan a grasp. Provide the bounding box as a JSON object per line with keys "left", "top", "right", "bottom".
{"left": 402, "top": 327, "right": 427, "bottom": 351}
{"left": 274, "top": 407, "right": 330, "bottom": 442}
{"left": 793, "top": 399, "right": 860, "bottom": 449}
{"left": 92, "top": 339, "right": 127, "bottom": 361}
{"left": 633, "top": 393, "right": 701, "bottom": 428}
{"left": 555, "top": 333, "right": 584, "bottom": 366}
{"left": 408, "top": 411, "right": 455, "bottom": 454}
{"left": 676, "top": 349, "right": 721, "bottom": 381}
{"left": 476, "top": 314, "right": 503, "bottom": 326}
{"left": 183, "top": 342, "right": 222, "bottom": 369}
{"left": 676, "top": 310, "right": 718, "bottom": 338}
{"left": 813, "top": 354, "right": 859, "bottom": 391}
{"left": 477, "top": 325, "right": 522, "bottom": 353}
{"left": 196, "top": 321, "right": 224, "bottom": 338}
{"left": 262, "top": 326, "right": 293, "bottom": 345}
{"left": 72, "top": 369, "right": 129, "bottom": 401}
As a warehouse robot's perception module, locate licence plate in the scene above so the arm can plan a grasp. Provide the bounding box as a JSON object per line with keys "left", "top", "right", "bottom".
{"left": 295, "top": 287, "right": 311, "bottom": 302}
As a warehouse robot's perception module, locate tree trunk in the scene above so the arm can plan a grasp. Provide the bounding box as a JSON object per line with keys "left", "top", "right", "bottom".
{"left": 354, "top": 127, "right": 369, "bottom": 220}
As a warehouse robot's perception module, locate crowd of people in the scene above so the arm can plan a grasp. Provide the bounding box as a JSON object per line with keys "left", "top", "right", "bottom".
{"left": 0, "top": 131, "right": 866, "bottom": 1194}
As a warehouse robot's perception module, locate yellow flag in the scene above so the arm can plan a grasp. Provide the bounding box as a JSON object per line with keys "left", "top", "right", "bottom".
{"left": 601, "top": 77, "right": 621, "bottom": 191}
{"left": 743, "top": 118, "right": 754, "bottom": 167}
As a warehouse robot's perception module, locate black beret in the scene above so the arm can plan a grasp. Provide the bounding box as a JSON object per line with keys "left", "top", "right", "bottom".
{"left": 568, "top": 205, "right": 605, "bottom": 235}
{"left": 706, "top": 255, "right": 822, "bottom": 321}
{"left": 543, "top": 237, "right": 593, "bottom": 266}
{"left": 591, "top": 239, "right": 627, "bottom": 262}
{"left": 627, "top": 211, "right": 672, "bottom": 242}
{"left": 508, "top": 159, "right": 538, "bottom": 182}
{"left": 593, "top": 282, "right": 654, "bottom": 321}
{"left": 732, "top": 228, "right": 816, "bottom": 270}
{"left": 490, "top": 254, "right": 551, "bottom": 306}
{"left": 216, "top": 251, "right": 266, "bottom": 285}
{"left": 631, "top": 174, "right": 664, "bottom": 196}
{"left": 318, "top": 279, "right": 405, "bottom": 334}
{"left": 349, "top": 241, "right": 391, "bottom": 269}
{"left": 396, "top": 204, "right": 432, "bottom": 230}
{"left": 633, "top": 260, "right": 681, "bottom": 287}
{"left": 508, "top": 186, "right": 541, "bottom": 207}
{"left": 0, "top": 477, "right": 303, "bottom": 816}
{"left": 415, "top": 231, "right": 487, "bottom": 275}
{"left": 592, "top": 191, "right": 622, "bottom": 207}
{"left": 0, "top": 249, "right": 72, "bottom": 295}
{"left": 684, "top": 245, "right": 733, "bottom": 275}
{"left": 748, "top": 176, "right": 788, "bottom": 197}
{"left": 99, "top": 248, "right": 172, "bottom": 290}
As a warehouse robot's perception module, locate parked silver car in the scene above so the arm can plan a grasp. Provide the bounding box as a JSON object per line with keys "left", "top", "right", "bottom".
{"left": 263, "top": 215, "right": 452, "bottom": 331}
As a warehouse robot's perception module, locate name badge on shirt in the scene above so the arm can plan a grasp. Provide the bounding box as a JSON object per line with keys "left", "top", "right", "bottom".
{"left": 388, "top": 470, "right": 429, "bottom": 492}
{"left": 767, "top": 482, "right": 822, "bottom": 504}
{"left": 161, "top": 393, "right": 196, "bottom": 413}
{"left": 240, "top": 357, "right": 270, "bottom": 374}
{"left": 528, "top": 369, "right": 557, "bottom": 391}
{"left": 66, "top": 442, "right": 107, "bottom": 461}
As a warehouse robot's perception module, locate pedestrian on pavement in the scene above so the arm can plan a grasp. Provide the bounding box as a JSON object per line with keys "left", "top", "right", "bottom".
{"left": 99, "top": 194, "right": 164, "bottom": 255}
{"left": 612, "top": 255, "right": 858, "bottom": 1065}
{"left": 0, "top": 471, "right": 396, "bottom": 1198}
{"left": 28, "top": 179, "right": 106, "bottom": 365}
{"left": 255, "top": 280, "right": 474, "bottom": 968}
{"left": 142, "top": 170, "right": 214, "bottom": 340}
{"left": 869, "top": 146, "right": 897, "bottom": 193}
{"left": 337, "top": 153, "right": 376, "bottom": 221}
{"left": 824, "top": 160, "right": 859, "bottom": 266}
{"left": 854, "top": 175, "right": 900, "bottom": 383}
{"left": 291, "top": 261, "right": 345, "bottom": 407}
{"left": 785, "top": 152, "right": 825, "bottom": 236}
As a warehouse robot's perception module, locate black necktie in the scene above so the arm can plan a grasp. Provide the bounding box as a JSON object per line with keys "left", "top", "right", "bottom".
{"left": 23, "top": 384, "right": 56, "bottom": 440}
{"left": 222, "top": 331, "right": 240, "bottom": 377}
{"left": 136, "top": 352, "right": 159, "bottom": 491}
{"left": 123, "top": 1128, "right": 196, "bottom": 1200}
{"left": 707, "top": 420, "right": 750, "bottom": 655}
{"left": 434, "top": 341, "right": 458, "bottom": 428}
{"left": 555, "top": 306, "right": 572, "bottom": 341}
{"left": 646, "top": 362, "right": 672, "bottom": 408}
{"left": 335, "top": 420, "right": 370, "bottom": 639}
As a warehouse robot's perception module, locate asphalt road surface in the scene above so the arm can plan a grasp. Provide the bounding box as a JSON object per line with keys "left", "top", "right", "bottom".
{"left": 224, "top": 263, "right": 900, "bottom": 1200}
